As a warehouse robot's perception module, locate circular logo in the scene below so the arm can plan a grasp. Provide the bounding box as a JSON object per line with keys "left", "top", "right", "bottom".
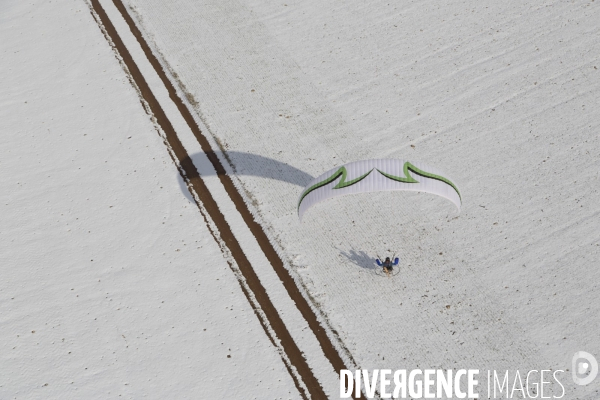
{"left": 572, "top": 351, "right": 598, "bottom": 386}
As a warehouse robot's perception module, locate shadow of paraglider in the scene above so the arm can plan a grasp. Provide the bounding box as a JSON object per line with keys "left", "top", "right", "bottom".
{"left": 175, "top": 150, "right": 314, "bottom": 204}
{"left": 339, "top": 249, "right": 379, "bottom": 271}
{"left": 340, "top": 249, "right": 401, "bottom": 277}
{"left": 194, "top": 151, "right": 313, "bottom": 185}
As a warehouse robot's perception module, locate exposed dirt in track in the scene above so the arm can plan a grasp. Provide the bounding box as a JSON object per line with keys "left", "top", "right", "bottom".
{"left": 87, "top": 1, "right": 325, "bottom": 398}
{"left": 111, "top": 0, "right": 359, "bottom": 377}
{"left": 89, "top": 0, "right": 367, "bottom": 397}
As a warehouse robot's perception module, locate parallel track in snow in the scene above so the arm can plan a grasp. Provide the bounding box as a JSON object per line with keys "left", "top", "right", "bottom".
{"left": 88, "top": 0, "right": 362, "bottom": 398}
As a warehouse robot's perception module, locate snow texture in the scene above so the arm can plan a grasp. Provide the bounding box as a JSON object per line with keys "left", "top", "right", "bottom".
{"left": 0, "top": 1, "right": 300, "bottom": 398}
{"left": 123, "top": 0, "right": 600, "bottom": 397}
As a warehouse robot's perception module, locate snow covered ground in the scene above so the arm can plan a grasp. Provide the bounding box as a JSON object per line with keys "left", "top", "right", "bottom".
{"left": 0, "top": 1, "right": 301, "bottom": 398}
{"left": 2, "top": 0, "right": 600, "bottom": 398}
{"left": 121, "top": 0, "right": 600, "bottom": 397}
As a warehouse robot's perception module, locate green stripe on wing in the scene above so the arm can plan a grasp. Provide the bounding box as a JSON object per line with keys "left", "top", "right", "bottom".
{"left": 298, "top": 166, "right": 373, "bottom": 212}
{"left": 376, "top": 161, "right": 461, "bottom": 201}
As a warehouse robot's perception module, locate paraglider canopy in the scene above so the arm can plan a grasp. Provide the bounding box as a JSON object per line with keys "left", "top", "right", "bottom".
{"left": 298, "top": 159, "right": 461, "bottom": 221}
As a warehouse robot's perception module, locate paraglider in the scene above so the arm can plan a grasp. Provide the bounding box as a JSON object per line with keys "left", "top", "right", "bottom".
{"left": 298, "top": 159, "right": 461, "bottom": 277}
{"left": 298, "top": 159, "right": 461, "bottom": 221}
{"left": 376, "top": 256, "right": 400, "bottom": 277}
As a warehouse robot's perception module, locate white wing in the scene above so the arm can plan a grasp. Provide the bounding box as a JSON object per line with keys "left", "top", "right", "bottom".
{"left": 298, "top": 159, "right": 461, "bottom": 221}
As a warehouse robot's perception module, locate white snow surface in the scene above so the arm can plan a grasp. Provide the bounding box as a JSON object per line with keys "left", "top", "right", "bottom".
{"left": 2, "top": 0, "right": 600, "bottom": 398}
{"left": 0, "top": 1, "right": 300, "bottom": 399}
{"left": 123, "top": 0, "right": 600, "bottom": 397}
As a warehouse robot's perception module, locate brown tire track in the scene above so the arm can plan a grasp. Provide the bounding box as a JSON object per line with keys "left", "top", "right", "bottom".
{"left": 107, "top": 3, "right": 364, "bottom": 399}
{"left": 88, "top": 0, "right": 327, "bottom": 398}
